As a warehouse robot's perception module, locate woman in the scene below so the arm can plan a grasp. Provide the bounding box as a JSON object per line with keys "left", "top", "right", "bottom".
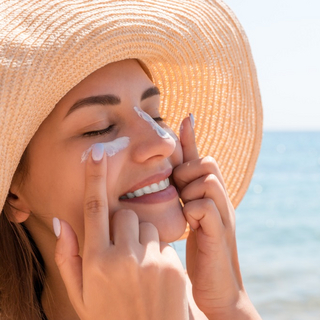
{"left": 0, "top": 1, "right": 263, "bottom": 319}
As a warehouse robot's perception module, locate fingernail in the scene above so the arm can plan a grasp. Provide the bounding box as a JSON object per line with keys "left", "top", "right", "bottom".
{"left": 92, "top": 143, "right": 104, "bottom": 162}
{"left": 189, "top": 113, "right": 195, "bottom": 129}
{"left": 179, "top": 122, "right": 184, "bottom": 136}
{"left": 53, "top": 217, "right": 61, "bottom": 238}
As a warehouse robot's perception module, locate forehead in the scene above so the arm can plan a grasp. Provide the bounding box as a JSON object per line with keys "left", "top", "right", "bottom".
{"left": 54, "top": 59, "right": 154, "bottom": 115}
{"left": 68, "top": 59, "right": 150, "bottom": 95}
{"left": 26, "top": 59, "right": 159, "bottom": 151}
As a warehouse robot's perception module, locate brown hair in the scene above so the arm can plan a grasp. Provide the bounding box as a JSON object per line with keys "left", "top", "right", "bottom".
{"left": 0, "top": 151, "right": 46, "bottom": 320}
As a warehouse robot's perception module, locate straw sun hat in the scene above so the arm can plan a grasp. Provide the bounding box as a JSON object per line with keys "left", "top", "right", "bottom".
{"left": 0, "top": 0, "right": 262, "bottom": 222}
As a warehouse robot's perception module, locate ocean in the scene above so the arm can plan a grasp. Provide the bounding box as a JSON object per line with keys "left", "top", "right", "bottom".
{"left": 174, "top": 131, "right": 320, "bottom": 320}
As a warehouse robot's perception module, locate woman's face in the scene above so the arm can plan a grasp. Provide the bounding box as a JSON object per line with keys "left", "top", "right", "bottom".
{"left": 19, "top": 59, "right": 186, "bottom": 249}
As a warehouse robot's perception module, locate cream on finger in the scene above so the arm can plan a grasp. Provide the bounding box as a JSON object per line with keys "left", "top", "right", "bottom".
{"left": 81, "top": 136, "right": 130, "bottom": 162}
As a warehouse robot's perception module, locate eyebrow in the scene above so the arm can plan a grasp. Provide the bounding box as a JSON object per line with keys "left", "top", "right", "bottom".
{"left": 65, "top": 86, "right": 160, "bottom": 118}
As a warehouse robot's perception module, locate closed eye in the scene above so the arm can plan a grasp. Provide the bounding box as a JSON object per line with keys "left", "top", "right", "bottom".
{"left": 153, "top": 116, "right": 164, "bottom": 123}
{"left": 83, "top": 125, "right": 115, "bottom": 137}
{"left": 83, "top": 117, "right": 164, "bottom": 137}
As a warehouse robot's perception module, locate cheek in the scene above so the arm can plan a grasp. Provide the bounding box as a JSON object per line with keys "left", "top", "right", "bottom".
{"left": 19, "top": 154, "right": 87, "bottom": 249}
{"left": 104, "top": 154, "right": 127, "bottom": 213}
{"left": 24, "top": 152, "right": 85, "bottom": 217}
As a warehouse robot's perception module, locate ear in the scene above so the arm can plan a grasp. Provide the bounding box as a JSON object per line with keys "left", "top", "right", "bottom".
{"left": 6, "top": 191, "right": 31, "bottom": 223}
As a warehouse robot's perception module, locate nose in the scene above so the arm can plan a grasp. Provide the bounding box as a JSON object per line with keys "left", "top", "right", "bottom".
{"left": 130, "top": 109, "right": 177, "bottom": 163}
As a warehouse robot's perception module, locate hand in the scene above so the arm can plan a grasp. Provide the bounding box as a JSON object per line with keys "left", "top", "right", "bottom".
{"left": 54, "top": 144, "right": 188, "bottom": 320}
{"left": 173, "top": 116, "right": 262, "bottom": 319}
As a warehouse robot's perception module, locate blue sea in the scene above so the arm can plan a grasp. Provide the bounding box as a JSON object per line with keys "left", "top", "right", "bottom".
{"left": 174, "top": 131, "right": 320, "bottom": 320}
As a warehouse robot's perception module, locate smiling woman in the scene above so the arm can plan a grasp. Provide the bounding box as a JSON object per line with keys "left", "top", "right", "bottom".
{"left": 0, "top": 1, "right": 262, "bottom": 320}
{"left": 21, "top": 60, "right": 185, "bottom": 250}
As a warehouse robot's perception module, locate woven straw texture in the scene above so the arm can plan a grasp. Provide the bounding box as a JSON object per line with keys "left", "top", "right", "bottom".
{"left": 0, "top": 0, "right": 263, "bottom": 214}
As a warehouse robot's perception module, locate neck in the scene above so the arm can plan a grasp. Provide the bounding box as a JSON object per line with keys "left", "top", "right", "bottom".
{"left": 25, "top": 219, "right": 79, "bottom": 320}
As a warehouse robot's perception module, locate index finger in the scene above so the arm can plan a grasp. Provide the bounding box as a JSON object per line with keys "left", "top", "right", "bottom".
{"left": 179, "top": 115, "right": 227, "bottom": 191}
{"left": 83, "top": 143, "right": 110, "bottom": 256}
{"left": 179, "top": 114, "right": 199, "bottom": 162}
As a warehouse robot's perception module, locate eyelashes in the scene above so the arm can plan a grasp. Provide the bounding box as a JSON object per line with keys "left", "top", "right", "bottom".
{"left": 83, "top": 117, "right": 164, "bottom": 137}
{"left": 83, "top": 124, "right": 115, "bottom": 137}
{"left": 152, "top": 116, "right": 164, "bottom": 123}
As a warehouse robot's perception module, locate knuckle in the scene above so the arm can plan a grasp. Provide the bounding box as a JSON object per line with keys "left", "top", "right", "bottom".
{"left": 87, "top": 171, "right": 103, "bottom": 181}
{"left": 172, "top": 166, "right": 183, "bottom": 183}
{"left": 139, "top": 221, "right": 157, "bottom": 231}
{"left": 118, "top": 208, "right": 136, "bottom": 217}
{"left": 204, "top": 173, "right": 220, "bottom": 188}
{"left": 123, "top": 252, "right": 139, "bottom": 266}
{"left": 87, "top": 257, "right": 104, "bottom": 274}
{"left": 143, "top": 258, "right": 160, "bottom": 274}
{"left": 114, "top": 209, "right": 138, "bottom": 223}
{"left": 119, "top": 253, "right": 140, "bottom": 276}
{"left": 183, "top": 202, "right": 193, "bottom": 215}
{"left": 85, "top": 196, "right": 105, "bottom": 215}
{"left": 54, "top": 250, "right": 67, "bottom": 268}
{"left": 180, "top": 188, "right": 190, "bottom": 202}
{"left": 172, "top": 168, "right": 179, "bottom": 181}
{"left": 201, "top": 197, "right": 216, "bottom": 212}
{"left": 202, "top": 155, "right": 218, "bottom": 171}
{"left": 93, "top": 252, "right": 139, "bottom": 277}
{"left": 162, "top": 261, "right": 185, "bottom": 282}
{"left": 88, "top": 260, "right": 111, "bottom": 279}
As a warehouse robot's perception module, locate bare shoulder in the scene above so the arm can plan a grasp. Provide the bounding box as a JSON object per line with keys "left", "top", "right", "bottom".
{"left": 185, "top": 271, "right": 208, "bottom": 320}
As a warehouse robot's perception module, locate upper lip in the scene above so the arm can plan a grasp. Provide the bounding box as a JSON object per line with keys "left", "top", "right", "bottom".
{"left": 121, "top": 168, "right": 172, "bottom": 196}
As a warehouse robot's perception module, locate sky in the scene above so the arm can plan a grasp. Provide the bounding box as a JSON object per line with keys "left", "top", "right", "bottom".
{"left": 225, "top": 0, "right": 320, "bottom": 131}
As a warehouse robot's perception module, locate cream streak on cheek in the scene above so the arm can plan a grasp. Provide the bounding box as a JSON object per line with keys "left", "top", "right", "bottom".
{"left": 81, "top": 136, "right": 130, "bottom": 162}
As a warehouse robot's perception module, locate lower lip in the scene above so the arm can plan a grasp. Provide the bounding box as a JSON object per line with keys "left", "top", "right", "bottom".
{"left": 120, "top": 185, "right": 178, "bottom": 204}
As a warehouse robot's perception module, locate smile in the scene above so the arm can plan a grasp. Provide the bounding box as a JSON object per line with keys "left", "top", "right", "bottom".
{"left": 120, "top": 178, "right": 170, "bottom": 199}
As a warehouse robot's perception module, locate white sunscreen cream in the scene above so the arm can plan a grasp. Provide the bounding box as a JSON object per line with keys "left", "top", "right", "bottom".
{"left": 133, "top": 106, "right": 174, "bottom": 140}
{"left": 163, "top": 127, "right": 178, "bottom": 141}
{"left": 81, "top": 136, "right": 130, "bottom": 162}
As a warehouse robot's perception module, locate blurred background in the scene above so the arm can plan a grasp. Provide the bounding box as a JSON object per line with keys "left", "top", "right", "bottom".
{"left": 175, "top": 1, "right": 320, "bottom": 319}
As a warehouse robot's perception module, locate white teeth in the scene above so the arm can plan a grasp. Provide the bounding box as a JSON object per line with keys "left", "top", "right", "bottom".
{"left": 142, "top": 186, "right": 152, "bottom": 194}
{"left": 133, "top": 189, "right": 144, "bottom": 197}
{"left": 150, "top": 183, "right": 159, "bottom": 192}
{"left": 123, "top": 178, "right": 170, "bottom": 199}
{"left": 158, "top": 180, "right": 166, "bottom": 190}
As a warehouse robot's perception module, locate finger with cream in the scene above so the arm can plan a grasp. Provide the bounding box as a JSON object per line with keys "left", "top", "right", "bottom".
{"left": 133, "top": 106, "right": 177, "bottom": 141}
{"left": 81, "top": 136, "right": 130, "bottom": 162}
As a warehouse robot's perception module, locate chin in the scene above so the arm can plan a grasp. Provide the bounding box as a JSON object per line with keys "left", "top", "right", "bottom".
{"left": 114, "top": 195, "right": 187, "bottom": 243}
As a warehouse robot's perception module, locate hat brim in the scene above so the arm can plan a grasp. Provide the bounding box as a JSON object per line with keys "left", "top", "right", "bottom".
{"left": 0, "top": 1, "right": 263, "bottom": 238}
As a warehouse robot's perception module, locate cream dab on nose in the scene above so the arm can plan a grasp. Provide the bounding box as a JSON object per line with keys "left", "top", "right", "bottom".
{"left": 81, "top": 136, "right": 130, "bottom": 162}
{"left": 163, "top": 127, "right": 178, "bottom": 141}
{"left": 133, "top": 106, "right": 172, "bottom": 139}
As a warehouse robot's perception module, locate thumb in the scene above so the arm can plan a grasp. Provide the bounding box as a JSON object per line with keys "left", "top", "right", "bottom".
{"left": 53, "top": 218, "right": 83, "bottom": 307}
{"left": 179, "top": 114, "right": 199, "bottom": 162}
